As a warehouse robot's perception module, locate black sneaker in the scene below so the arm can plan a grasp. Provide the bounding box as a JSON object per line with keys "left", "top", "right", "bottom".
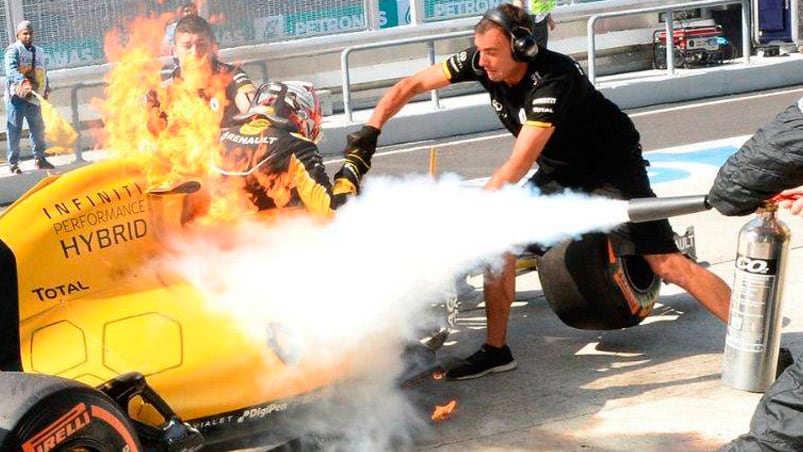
{"left": 445, "top": 344, "right": 517, "bottom": 381}
{"left": 9, "top": 164, "right": 22, "bottom": 174}
{"left": 35, "top": 158, "right": 55, "bottom": 170}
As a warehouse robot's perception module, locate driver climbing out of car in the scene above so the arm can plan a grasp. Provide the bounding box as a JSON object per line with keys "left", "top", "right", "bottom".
{"left": 213, "top": 80, "right": 374, "bottom": 216}
{"left": 142, "top": 15, "right": 373, "bottom": 215}
{"left": 351, "top": 4, "right": 732, "bottom": 380}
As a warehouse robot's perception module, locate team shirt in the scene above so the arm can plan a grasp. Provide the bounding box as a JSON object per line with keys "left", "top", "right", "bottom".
{"left": 442, "top": 46, "right": 641, "bottom": 174}
{"left": 163, "top": 58, "right": 255, "bottom": 128}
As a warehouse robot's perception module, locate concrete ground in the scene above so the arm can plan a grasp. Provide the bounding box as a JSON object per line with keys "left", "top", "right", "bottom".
{"left": 408, "top": 150, "right": 803, "bottom": 451}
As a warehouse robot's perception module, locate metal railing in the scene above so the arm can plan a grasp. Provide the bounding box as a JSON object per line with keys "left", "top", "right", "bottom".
{"left": 68, "top": 81, "right": 104, "bottom": 162}
{"left": 340, "top": 30, "right": 473, "bottom": 122}
{"left": 586, "top": 0, "right": 751, "bottom": 84}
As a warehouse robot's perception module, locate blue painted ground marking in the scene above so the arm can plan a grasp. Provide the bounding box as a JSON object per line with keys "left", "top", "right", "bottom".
{"left": 646, "top": 143, "right": 741, "bottom": 185}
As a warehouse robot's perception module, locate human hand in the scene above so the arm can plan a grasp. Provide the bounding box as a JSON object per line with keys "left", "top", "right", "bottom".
{"left": 776, "top": 186, "right": 803, "bottom": 216}
{"left": 15, "top": 80, "right": 32, "bottom": 98}
{"left": 344, "top": 125, "right": 380, "bottom": 159}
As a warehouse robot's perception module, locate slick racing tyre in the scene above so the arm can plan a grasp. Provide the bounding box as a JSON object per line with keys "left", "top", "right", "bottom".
{"left": 537, "top": 232, "right": 661, "bottom": 330}
{"left": 0, "top": 372, "right": 142, "bottom": 452}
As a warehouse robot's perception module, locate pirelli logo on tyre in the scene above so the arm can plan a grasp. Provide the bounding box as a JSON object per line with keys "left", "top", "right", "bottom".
{"left": 22, "top": 402, "right": 91, "bottom": 452}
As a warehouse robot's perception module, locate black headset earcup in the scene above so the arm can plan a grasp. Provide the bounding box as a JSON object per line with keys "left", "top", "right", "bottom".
{"left": 513, "top": 34, "right": 538, "bottom": 61}
{"left": 482, "top": 7, "right": 538, "bottom": 62}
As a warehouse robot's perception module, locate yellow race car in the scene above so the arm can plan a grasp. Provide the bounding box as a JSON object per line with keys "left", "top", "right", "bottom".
{"left": 0, "top": 150, "right": 710, "bottom": 451}
{"left": 0, "top": 158, "right": 455, "bottom": 451}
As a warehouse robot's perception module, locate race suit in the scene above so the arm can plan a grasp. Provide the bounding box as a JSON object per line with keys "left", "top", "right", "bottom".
{"left": 217, "top": 117, "right": 354, "bottom": 216}
{"left": 441, "top": 45, "right": 676, "bottom": 255}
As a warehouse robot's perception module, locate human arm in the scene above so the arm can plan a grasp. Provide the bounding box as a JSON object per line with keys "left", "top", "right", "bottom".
{"left": 484, "top": 124, "right": 554, "bottom": 190}
{"left": 232, "top": 69, "right": 257, "bottom": 114}
{"left": 4, "top": 45, "right": 23, "bottom": 86}
{"left": 4, "top": 45, "right": 31, "bottom": 98}
{"left": 366, "top": 63, "right": 451, "bottom": 130}
{"left": 708, "top": 103, "right": 803, "bottom": 215}
{"left": 234, "top": 83, "right": 256, "bottom": 114}
{"left": 547, "top": 14, "right": 556, "bottom": 31}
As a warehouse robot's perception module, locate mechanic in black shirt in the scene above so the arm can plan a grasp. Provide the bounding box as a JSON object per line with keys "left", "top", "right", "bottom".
{"left": 146, "top": 14, "right": 257, "bottom": 133}
{"left": 214, "top": 80, "right": 371, "bottom": 217}
{"left": 346, "top": 4, "right": 731, "bottom": 380}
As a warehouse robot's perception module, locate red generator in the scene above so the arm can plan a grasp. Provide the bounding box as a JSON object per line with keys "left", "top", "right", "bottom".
{"left": 652, "top": 25, "right": 732, "bottom": 68}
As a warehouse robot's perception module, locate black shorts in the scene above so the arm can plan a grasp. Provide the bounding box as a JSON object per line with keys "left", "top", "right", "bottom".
{"left": 527, "top": 149, "right": 679, "bottom": 256}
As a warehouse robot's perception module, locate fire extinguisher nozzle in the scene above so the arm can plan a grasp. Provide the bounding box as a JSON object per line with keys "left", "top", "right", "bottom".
{"left": 627, "top": 194, "right": 711, "bottom": 223}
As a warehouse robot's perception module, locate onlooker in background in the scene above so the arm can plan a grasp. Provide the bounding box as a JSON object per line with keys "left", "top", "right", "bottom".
{"left": 4, "top": 20, "right": 54, "bottom": 174}
{"left": 513, "top": 0, "right": 556, "bottom": 48}
{"left": 162, "top": 2, "right": 199, "bottom": 57}
{"left": 708, "top": 97, "right": 803, "bottom": 452}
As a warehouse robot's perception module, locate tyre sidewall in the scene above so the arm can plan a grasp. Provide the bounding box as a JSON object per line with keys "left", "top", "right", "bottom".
{"left": 538, "top": 233, "right": 660, "bottom": 330}
{"left": 1, "top": 374, "right": 141, "bottom": 452}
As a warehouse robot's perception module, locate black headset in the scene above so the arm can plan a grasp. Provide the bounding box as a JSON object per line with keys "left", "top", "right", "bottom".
{"left": 481, "top": 7, "right": 538, "bottom": 62}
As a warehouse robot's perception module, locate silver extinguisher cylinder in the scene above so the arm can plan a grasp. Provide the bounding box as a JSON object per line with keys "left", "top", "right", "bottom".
{"left": 722, "top": 202, "right": 790, "bottom": 392}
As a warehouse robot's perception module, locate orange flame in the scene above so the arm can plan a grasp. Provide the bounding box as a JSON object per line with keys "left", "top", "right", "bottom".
{"left": 431, "top": 400, "right": 457, "bottom": 421}
{"left": 34, "top": 93, "right": 77, "bottom": 155}
{"left": 93, "top": 13, "right": 255, "bottom": 223}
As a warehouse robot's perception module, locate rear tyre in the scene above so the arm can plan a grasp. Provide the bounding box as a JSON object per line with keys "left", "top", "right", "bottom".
{"left": 537, "top": 233, "right": 661, "bottom": 330}
{"left": 0, "top": 372, "right": 142, "bottom": 452}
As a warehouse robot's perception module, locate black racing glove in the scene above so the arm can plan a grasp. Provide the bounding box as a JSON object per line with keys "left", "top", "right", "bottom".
{"left": 345, "top": 125, "right": 380, "bottom": 156}
{"left": 333, "top": 125, "right": 380, "bottom": 194}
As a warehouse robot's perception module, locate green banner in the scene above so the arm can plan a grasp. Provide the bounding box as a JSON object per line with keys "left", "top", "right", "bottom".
{"left": 380, "top": 0, "right": 412, "bottom": 29}
{"left": 425, "top": 0, "right": 506, "bottom": 21}
{"left": 254, "top": 5, "right": 366, "bottom": 41}
{"left": 41, "top": 40, "right": 105, "bottom": 69}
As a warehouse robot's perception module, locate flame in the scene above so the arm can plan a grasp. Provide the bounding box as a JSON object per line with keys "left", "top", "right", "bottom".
{"left": 93, "top": 13, "right": 255, "bottom": 222}
{"left": 431, "top": 400, "right": 457, "bottom": 421}
{"left": 33, "top": 92, "right": 77, "bottom": 155}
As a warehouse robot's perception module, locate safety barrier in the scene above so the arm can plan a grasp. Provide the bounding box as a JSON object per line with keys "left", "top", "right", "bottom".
{"left": 586, "top": 0, "right": 751, "bottom": 84}
{"left": 340, "top": 30, "right": 473, "bottom": 122}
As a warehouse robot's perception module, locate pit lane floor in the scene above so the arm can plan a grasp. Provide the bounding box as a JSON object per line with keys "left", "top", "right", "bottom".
{"left": 405, "top": 137, "right": 803, "bottom": 452}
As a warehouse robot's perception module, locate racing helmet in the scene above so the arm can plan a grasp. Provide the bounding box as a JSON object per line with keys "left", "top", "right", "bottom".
{"left": 252, "top": 80, "right": 323, "bottom": 144}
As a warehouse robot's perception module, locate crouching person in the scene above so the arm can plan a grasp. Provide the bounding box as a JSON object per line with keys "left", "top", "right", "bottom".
{"left": 709, "top": 97, "right": 803, "bottom": 452}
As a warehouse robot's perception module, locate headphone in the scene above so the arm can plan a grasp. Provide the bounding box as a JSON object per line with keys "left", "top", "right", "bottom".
{"left": 481, "top": 7, "right": 538, "bottom": 62}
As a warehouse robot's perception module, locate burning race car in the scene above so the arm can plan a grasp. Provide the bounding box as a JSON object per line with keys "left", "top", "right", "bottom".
{"left": 0, "top": 151, "right": 708, "bottom": 451}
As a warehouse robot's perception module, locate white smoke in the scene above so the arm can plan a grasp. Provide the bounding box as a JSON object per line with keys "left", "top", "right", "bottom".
{"left": 164, "top": 174, "right": 630, "bottom": 450}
